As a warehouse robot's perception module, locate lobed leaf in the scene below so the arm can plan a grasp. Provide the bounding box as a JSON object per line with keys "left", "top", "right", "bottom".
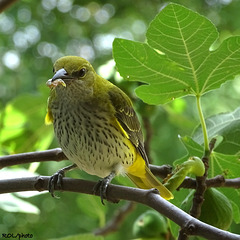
{"left": 113, "top": 3, "right": 240, "bottom": 104}
{"left": 113, "top": 38, "right": 188, "bottom": 104}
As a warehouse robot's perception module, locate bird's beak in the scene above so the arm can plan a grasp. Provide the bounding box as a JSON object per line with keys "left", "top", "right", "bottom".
{"left": 46, "top": 68, "right": 73, "bottom": 89}
{"left": 52, "top": 68, "right": 70, "bottom": 81}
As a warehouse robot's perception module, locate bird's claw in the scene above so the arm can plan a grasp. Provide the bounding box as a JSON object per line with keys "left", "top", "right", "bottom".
{"left": 93, "top": 179, "right": 107, "bottom": 205}
{"left": 48, "top": 169, "right": 65, "bottom": 198}
{"left": 93, "top": 172, "right": 116, "bottom": 205}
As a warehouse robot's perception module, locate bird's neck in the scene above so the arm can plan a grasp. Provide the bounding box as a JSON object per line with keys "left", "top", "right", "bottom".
{"left": 55, "top": 82, "right": 94, "bottom": 103}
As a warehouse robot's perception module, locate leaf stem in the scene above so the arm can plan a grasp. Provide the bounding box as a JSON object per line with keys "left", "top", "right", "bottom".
{"left": 196, "top": 96, "right": 209, "bottom": 153}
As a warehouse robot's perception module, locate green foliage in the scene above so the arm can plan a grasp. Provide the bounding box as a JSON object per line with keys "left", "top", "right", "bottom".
{"left": 176, "top": 136, "right": 240, "bottom": 179}
{"left": 0, "top": 86, "right": 53, "bottom": 154}
{"left": 113, "top": 2, "right": 240, "bottom": 238}
{"left": 193, "top": 107, "right": 240, "bottom": 155}
{"left": 114, "top": 1, "right": 240, "bottom": 185}
{"left": 113, "top": 3, "right": 240, "bottom": 104}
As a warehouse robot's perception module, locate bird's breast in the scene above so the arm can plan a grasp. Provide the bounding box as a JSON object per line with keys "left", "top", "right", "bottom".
{"left": 51, "top": 101, "right": 135, "bottom": 178}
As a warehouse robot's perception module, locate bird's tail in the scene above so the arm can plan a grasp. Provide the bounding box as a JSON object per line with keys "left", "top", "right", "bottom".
{"left": 127, "top": 166, "right": 173, "bottom": 200}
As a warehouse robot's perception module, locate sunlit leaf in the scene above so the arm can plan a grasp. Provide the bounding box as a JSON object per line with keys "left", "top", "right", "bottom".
{"left": 1, "top": 89, "right": 54, "bottom": 153}
{"left": 0, "top": 105, "right": 26, "bottom": 142}
{"left": 113, "top": 3, "right": 240, "bottom": 104}
{"left": 0, "top": 193, "right": 40, "bottom": 214}
{"left": 113, "top": 38, "right": 187, "bottom": 104}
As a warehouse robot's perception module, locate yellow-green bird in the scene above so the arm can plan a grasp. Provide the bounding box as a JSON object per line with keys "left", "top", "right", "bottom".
{"left": 45, "top": 56, "right": 173, "bottom": 201}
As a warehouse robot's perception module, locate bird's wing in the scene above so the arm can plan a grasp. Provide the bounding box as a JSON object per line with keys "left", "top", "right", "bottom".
{"left": 108, "top": 85, "right": 149, "bottom": 166}
{"left": 45, "top": 96, "right": 54, "bottom": 125}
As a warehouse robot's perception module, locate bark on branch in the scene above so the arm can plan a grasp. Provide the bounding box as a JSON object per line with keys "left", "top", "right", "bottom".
{"left": 0, "top": 176, "right": 239, "bottom": 240}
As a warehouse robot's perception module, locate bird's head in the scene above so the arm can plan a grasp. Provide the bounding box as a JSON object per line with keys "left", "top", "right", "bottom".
{"left": 46, "top": 56, "right": 96, "bottom": 93}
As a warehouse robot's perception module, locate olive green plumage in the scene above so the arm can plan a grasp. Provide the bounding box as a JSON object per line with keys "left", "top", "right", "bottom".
{"left": 46, "top": 56, "right": 173, "bottom": 200}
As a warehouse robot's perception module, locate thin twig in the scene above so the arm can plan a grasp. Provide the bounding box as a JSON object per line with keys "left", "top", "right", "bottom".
{"left": 0, "top": 148, "right": 66, "bottom": 169}
{"left": 94, "top": 202, "right": 136, "bottom": 236}
{"left": 179, "top": 175, "right": 224, "bottom": 189}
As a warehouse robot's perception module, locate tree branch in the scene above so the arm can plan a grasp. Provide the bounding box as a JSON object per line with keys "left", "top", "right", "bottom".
{"left": 0, "top": 147, "right": 239, "bottom": 239}
{"left": 178, "top": 175, "right": 240, "bottom": 189}
{"left": 0, "top": 148, "right": 171, "bottom": 178}
{"left": 0, "top": 0, "right": 18, "bottom": 13}
{"left": 1, "top": 149, "right": 240, "bottom": 189}
{"left": 189, "top": 138, "right": 217, "bottom": 218}
{"left": 0, "top": 148, "right": 67, "bottom": 169}
{"left": 0, "top": 176, "right": 239, "bottom": 240}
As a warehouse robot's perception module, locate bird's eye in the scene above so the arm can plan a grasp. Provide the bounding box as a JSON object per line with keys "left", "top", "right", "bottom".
{"left": 52, "top": 67, "right": 55, "bottom": 73}
{"left": 73, "top": 68, "right": 87, "bottom": 78}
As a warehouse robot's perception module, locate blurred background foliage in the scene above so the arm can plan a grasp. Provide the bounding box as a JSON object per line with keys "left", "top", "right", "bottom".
{"left": 1, "top": 0, "right": 240, "bottom": 239}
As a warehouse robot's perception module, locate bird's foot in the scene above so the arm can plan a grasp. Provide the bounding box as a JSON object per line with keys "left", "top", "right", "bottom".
{"left": 48, "top": 169, "right": 65, "bottom": 198}
{"left": 93, "top": 172, "right": 116, "bottom": 205}
{"left": 48, "top": 164, "right": 77, "bottom": 198}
